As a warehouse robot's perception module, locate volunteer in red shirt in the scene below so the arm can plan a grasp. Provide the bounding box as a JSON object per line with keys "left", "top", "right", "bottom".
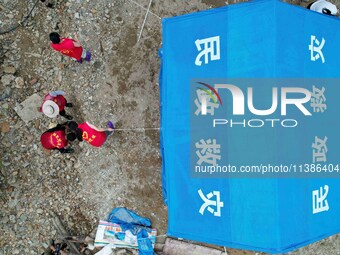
{"left": 49, "top": 32, "right": 91, "bottom": 63}
{"left": 39, "top": 90, "right": 73, "bottom": 120}
{"left": 40, "top": 123, "right": 74, "bottom": 153}
{"left": 70, "top": 121, "right": 115, "bottom": 147}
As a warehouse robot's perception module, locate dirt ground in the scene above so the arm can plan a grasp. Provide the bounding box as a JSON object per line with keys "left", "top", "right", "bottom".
{"left": 1, "top": 0, "right": 340, "bottom": 254}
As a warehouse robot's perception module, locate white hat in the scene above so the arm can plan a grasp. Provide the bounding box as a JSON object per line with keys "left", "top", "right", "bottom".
{"left": 310, "top": 0, "right": 338, "bottom": 15}
{"left": 42, "top": 100, "right": 59, "bottom": 118}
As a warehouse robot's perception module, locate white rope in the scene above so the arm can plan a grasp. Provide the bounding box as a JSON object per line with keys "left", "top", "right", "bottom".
{"left": 114, "top": 127, "right": 160, "bottom": 131}
{"left": 138, "top": 0, "right": 153, "bottom": 42}
{"left": 126, "top": 0, "right": 161, "bottom": 19}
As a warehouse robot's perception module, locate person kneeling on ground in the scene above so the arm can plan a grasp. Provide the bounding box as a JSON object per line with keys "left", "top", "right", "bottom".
{"left": 307, "top": 0, "right": 338, "bottom": 16}
{"left": 67, "top": 121, "right": 115, "bottom": 147}
{"left": 40, "top": 123, "right": 76, "bottom": 153}
{"left": 39, "top": 90, "right": 73, "bottom": 120}
{"left": 49, "top": 32, "right": 91, "bottom": 63}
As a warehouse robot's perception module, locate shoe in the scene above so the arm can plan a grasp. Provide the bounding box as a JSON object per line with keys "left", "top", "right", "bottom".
{"left": 77, "top": 59, "right": 83, "bottom": 64}
{"left": 107, "top": 121, "right": 115, "bottom": 129}
{"left": 66, "top": 103, "right": 73, "bottom": 107}
{"left": 85, "top": 51, "right": 91, "bottom": 61}
{"left": 65, "top": 115, "right": 73, "bottom": 120}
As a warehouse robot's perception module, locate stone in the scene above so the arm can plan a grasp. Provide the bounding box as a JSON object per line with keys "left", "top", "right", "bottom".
{"left": 26, "top": 134, "right": 34, "bottom": 143}
{"left": 2, "top": 161, "right": 10, "bottom": 167}
{"left": 163, "top": 238, "right": 228, "bottom": 255}
{"left": 75, "top": 12, "right": 80, "bottom": 19}
{"left": 14, "top": 94, "right": 43, "bottom": 123}
{"left": 9, "top": 215, "right": 16, "bottom": 222}
{"left": 15, "top": 77, "right": 24, "bottom": 88}
{"left": 1, "top": 74, "right": 15, "bottom": 86}
{"left": 8, "top": 199, "right": 18, "bottom": 208}
{"left": 42, "top": 243, "right": 49, "bottom": 249}
{"left": 29, "top": 78, "right": 38, "bottom": 85}
{"left": 4, "top": 66, "right": 16, "bottom": 74}
{"left": 0, "top": 87, "right": 12, "bottom": 100}
{"left": 19, "top": 214, "right": 27, "bottom": 222}
{"left": 0, "top": 122, "right": 10, "bottom": 133}
{"left": 43, "top": 148, "right": 51, "bottom": 156}
{"left": 35, "top": 119, "right": 40, "bottom": 129}
{"left": 7, "top": 186, "right": 14, "bottom": 193}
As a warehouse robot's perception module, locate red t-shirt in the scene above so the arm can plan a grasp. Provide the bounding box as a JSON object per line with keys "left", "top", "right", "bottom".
{"left": 78, "top": 122, "right": 107, "bottom": 147}
{"left": 41, "top": 130, "right": 68, "bottom": 149}
{"left": 40, "top": 94, "right": 67, "bottom": 112}
{"left": 51, "top": 38, "right": 83, "bottom": 60}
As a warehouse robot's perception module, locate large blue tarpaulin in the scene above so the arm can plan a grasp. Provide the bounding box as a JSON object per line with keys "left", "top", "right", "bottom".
{"left": 160, "top": 0, "right": 340, "bottom": 253}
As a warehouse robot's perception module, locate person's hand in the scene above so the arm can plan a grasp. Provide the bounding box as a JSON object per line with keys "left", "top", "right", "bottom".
{"left": 74, "top": 33, "right": 81, "bottom": 44}
{"left": 65, "top": 148, "right": 74, "bottom": 153}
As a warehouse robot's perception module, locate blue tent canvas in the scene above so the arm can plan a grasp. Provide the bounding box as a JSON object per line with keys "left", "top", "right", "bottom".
{"left": 160, "top": 0, "right": 340, "bottom": 253}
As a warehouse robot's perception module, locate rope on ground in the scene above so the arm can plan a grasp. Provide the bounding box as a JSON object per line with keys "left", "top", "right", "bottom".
{"left": 0, "top": 0, "right": 40, "bottom": 35}
{"left": 114, "top": 127, "right": 160, "bottom": 131}
{"left": 137, "top": 0, "right": 153, "bottom": 42}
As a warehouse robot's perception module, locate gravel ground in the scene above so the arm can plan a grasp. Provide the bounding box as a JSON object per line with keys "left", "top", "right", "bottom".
{"left": 1, "top": 0, "right": 340, "bottom": 254}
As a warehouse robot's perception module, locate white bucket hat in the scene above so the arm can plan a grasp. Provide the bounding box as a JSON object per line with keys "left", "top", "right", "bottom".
{"left": 42, "top": 100, "right": 59, "bottom": 118}
{"left": 310, "top": 0, "right": 338, "bottom": 15}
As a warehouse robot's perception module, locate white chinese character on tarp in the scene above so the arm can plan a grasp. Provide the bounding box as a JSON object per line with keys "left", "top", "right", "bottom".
{"left": 310, "top": 85, "right": 326, "bottom": 113}
{"left": 194, "top": 89, "right": 219, "bottom": 116}
{"left": 196, "top": 139, "right": 221, "bottom": 165}
{"left": 312, "top": 136, "right": 328, "bottom": 163}
{"left": 195, "top": 36, "right": 220, "bottom": 66}
{"left": 312, "top": 185, "right": 329, "bottom": 214}
{"left": 309, "top": 35, "right": 325, "bottom": 63}
{"left": 198, "top": 189, "right": 224, "bottom": 217}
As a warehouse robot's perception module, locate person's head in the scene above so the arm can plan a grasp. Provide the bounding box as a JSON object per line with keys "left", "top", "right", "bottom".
{"left": 67, "top": 121, "right": 78, "bottom": 131}
{"left": 49, "top": 32, "right": 61, "bottom": 44}
{"left": 66, "top": 132, "right": 76, "bottom": 141}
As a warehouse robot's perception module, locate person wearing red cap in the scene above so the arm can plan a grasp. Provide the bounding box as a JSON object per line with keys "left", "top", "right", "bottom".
{"left": 68, "top": 121, "right": 115, "bottom": 147}
{"left": 39, "top": 90, "right": 73, "bottom": 120}
{"left": 49, "top": 32, "right": 91, "bottom": 63}
{"left": 40, "top": 123, "right": 75, "bottom": 153}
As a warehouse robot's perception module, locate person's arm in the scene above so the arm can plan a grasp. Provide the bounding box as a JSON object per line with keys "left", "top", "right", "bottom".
{"left": 72, "top": 34, "right": 82, "bottom": 47}
{"left": 58, "top": 148, "right": 74, "bottom": 153}
{"left": 48, "top": 122, "right": 69, "bottom": 132}
{"left": 86, "top": 122, "right": 114, "bottom": 132}
{"left": 48, "top": 124, "right": 66, "bottom": 132}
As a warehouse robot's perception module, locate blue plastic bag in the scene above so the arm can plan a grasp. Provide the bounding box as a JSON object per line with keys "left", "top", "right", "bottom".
{"left": 137, "top": 229, "right": 156, "bottom": 255}
{"left": 107, "top": 207, "right": 151, "bottom": 235}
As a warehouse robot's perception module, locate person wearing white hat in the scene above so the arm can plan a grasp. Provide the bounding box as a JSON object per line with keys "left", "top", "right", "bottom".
{"left": 39, "top": 90, "right": 73, "bottom": 119}
{"left": 42, "top": 100, "right": 60, "bottom": 118}
{"left": 307, "top": 0, "right": 338, "bottom": 16}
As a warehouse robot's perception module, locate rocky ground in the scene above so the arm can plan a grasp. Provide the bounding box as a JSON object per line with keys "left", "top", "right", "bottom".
{"left": 1, "top": 0, "right": 340, "bottom": 255}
